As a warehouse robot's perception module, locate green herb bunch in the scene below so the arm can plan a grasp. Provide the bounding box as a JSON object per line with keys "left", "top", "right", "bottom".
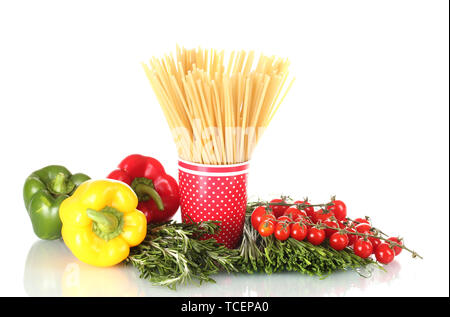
{"left": 127, "top": 203, "right": 377, "bottom": 289}
{"left": 238, "top": 227, "right": 377, "bottom": 276}
{"left": 235, "top": 207, "right": 376, "bottom": 276}
{"left": 126, "top": 220, "right": 240, "bottom": 289}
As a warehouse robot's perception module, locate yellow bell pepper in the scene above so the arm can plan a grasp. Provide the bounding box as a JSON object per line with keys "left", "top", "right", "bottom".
{"left": 59, "top": 179, "right": 147, "bottom": 267}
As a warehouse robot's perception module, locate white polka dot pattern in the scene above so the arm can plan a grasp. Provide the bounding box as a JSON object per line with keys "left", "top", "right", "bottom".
{"left": 179, "top": 168, "right": 248, "bottom": 249}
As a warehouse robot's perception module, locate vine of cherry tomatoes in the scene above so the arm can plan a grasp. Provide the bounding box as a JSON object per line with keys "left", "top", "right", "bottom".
{"left": 251, "top": 197, "right": 407, "bottom": 265}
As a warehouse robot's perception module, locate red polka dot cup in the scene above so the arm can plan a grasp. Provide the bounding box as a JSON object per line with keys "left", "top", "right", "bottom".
{"left": 178, "top": 159, "right": 249, "bottom": 249}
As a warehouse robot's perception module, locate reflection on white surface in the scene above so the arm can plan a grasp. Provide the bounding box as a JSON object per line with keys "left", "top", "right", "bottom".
{"left": 24, "top": 240, "right": 139, "bottom": 297}
{"left": 24, "top": 240, "right": 69, "bottom": 296}
{"left": 24, "top": 240, "right": 401, "bottom": 297}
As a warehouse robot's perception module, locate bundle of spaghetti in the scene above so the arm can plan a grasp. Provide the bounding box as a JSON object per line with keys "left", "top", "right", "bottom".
{"left": 142, "top": 46, "right": 294, "bottom": 165}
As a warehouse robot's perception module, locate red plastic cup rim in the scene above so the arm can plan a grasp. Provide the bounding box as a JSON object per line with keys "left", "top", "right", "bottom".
{"left": 178, "top": 159, "right": 250, "bottom": 176}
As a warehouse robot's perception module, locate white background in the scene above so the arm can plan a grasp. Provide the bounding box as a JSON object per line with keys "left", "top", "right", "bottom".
{"left": 0, "top": 0, "right": 448, "bottom": 297}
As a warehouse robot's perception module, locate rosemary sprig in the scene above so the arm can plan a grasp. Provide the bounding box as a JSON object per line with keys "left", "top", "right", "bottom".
{"left": 126, "top": 221, "right": 240, "bottom": 290}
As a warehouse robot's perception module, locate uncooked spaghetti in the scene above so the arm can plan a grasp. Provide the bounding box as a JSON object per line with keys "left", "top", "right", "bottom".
{"left": 142, "top": 46, "right": 294, "bottom": 164}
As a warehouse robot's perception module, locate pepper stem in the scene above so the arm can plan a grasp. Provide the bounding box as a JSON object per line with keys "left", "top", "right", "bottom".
{"left": 86, "top": 207, "right": 124, "bottom": 241}
{"left": 50, "top": 172, "right": 74, "bottom": 194}
{"left": 134, "top": 183, "right": 164, "bottom": 211}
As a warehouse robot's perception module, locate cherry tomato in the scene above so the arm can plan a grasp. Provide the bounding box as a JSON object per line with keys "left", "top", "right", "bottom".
{"left": 368, "top": 236, "right": 381, "bottom": 253}
{"left": 354, "top": 217, "right": 370, "bottom": 225}
{"left": 387, "top": 237, "right": 403, "bottom": 255}
{"left": 353, "top": 239, "right": 373, "bottom": 258}
{"left": 294, "top": 200, "right": 315, "bottom": 220}
{"left": 284, "top": 207, "right": 306, "bottom": 221}
{"left": 307, "top": 227, "right": 326, "bottom": 245}
{"left": 297, "top": 214, "right": 312, "bottom": 225}
{"left": 269, "top": 199, "right": 289, "bottom": 218}
{"left": 290, "top": 222, "right": 308, "bottom": 241}
{"left": 251, "top": 206, "right": 271, "bottom": 230}
{"left": 277, "top": 215, "right": 292, "bottom": 222}
{"left": 258, "top": 219, "right": 275, "bottom": 237}
{"left": 327, "top": 200, "right": 347, "bottom": 221}
{"left": 323, "top": 220, "right": 339, "bottom": 238}
{"left": 355, "top": 223, "right": 371, "bottom": 233}
{"left": 274, "top": 222, "right": 290, "bottom": 241}
{"left": 329, "top": 232, "right": 349, "bottom": 251}
{"left": 345, "top": 227, "right": 358, "bottom": 246}
{"left": 277, "top": 215, "right": 292, "bottom": 232}
{"left": 294, "top": 213, "right": 308, "bottom": 222}
{"left": 375, "top": 243, "right": 395, "bottom": 264}
{"left": 312, "top": 209, "right": 334, "bottom": 223}
{"left": 262, "top": 213, "right": 276, "bottom": 222}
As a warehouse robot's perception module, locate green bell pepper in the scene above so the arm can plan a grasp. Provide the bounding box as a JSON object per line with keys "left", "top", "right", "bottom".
{"left": 23, "top": 165, "right": 90, "bottom": 240}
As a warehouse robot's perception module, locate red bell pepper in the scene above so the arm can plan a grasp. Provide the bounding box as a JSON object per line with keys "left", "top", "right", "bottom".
{"left": 107, "top": 154, "right": 180, "bottom": 223}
